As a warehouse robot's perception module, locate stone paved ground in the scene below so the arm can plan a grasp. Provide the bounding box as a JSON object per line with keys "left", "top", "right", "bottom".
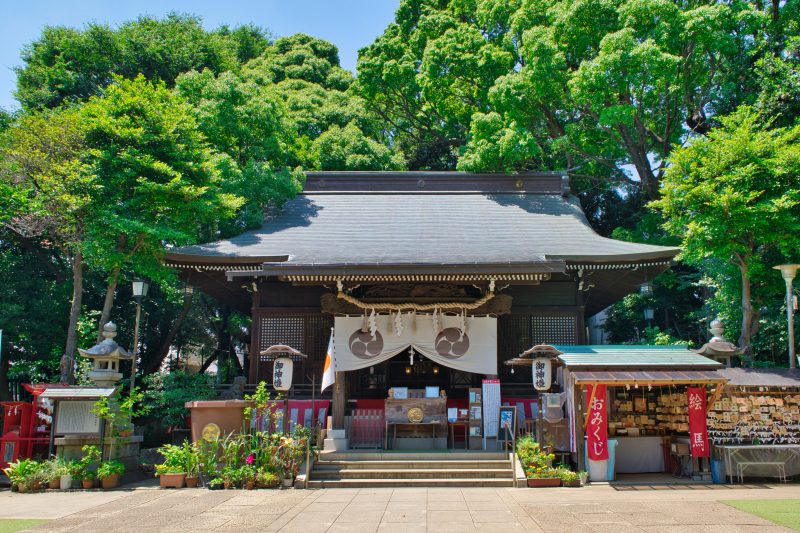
{"left": 3, "top": 482, "right": 800, "bottom": 532}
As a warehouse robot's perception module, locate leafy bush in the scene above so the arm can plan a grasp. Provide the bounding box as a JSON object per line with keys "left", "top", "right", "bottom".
{"left": 143, "top": 371, "right": 218, "bottom": 428}
{"left": 97, "top": 460, "right": 125, "bottom": 478}
{"left": 155, "top": 443, "right": 189, "bottom": 475}
{"left": 516, "top": 436, "right": 557, "bottom": 479}
{"left": 3, "top": 459, "right": 41, "bottom": 490}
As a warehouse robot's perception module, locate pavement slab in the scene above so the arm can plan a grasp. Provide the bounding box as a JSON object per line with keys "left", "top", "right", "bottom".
{"left": 6, "top": 482, "right": 798, "bottom": 532}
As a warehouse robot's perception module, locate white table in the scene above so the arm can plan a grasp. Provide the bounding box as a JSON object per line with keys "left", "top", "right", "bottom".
{"left": 614, "top": 436, "right": 666, "bottom": 473}
{"left": 719, "top": 444, "right": 800, "bottom": 483}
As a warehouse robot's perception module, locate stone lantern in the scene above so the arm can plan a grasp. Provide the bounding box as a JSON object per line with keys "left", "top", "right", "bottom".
{"left": 78, "top": 322, "right": 132, "bottom": 386}
{"left": 694, "top": 318, "right": 744, "bottom": 368}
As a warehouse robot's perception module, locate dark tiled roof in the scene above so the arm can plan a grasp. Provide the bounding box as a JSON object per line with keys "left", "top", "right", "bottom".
{"left": 167, "top": 173, "right": 678, "bottom": 272}
{"left": 717, "top": 367, "right": 800, "bottom": 388}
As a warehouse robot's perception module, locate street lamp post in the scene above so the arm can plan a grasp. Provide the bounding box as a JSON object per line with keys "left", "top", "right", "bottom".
{"left": 773, "top": 264, "right": 799, "bottom": 369}
{"left": 130, "top": 279, "right": 149, "bottom": 393}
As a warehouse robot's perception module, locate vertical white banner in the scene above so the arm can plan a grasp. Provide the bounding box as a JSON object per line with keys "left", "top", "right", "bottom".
{"left": 482, "top": 379, "right": 500, "bottom": 445}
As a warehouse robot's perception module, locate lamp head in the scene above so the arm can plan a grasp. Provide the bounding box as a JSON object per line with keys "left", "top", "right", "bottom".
{"left": 132, "top": 278, "right": 149, "bottom": 299}
{"left": 774, "top": 264, "right": 800, "bottom": 281}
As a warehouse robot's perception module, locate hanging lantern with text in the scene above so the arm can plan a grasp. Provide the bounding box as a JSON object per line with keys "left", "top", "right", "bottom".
{"left": 532, "top": 356, "right": 552, "bottom": 391}
{"left": 273, "top": 357, "right": 294, "bottom": 391}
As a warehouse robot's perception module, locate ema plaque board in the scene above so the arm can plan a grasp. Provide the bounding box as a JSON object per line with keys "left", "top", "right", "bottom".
{"left": 55, "top": 401, "right": 102, "bottom": 434}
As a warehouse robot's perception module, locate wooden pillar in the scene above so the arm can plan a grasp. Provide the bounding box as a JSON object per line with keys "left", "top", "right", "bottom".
{"left": 575, "top": 382, "right": 585, "bottom": 472}
{"left": 332, "top": 371, "right": 346, "bottom": 429}
{"left": 248, "top": 289, "right": 260, "bottom": 384}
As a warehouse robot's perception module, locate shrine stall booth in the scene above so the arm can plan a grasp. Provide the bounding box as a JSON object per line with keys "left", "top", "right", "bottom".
{"left": 1, "top": 384, "right": 55, "bottom": 468}
{"left": 710, "top": 368, "right": 800, "bottom": 482}
{"left": 561, "top": 346, "right": 726, "bottom": 480}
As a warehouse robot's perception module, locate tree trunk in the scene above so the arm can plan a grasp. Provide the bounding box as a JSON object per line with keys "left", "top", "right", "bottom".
{"left": 61, "top": 249, "right": 83, "bottom": 385}
{"left": 97, "top": 268, "right": 120, "bottom": 343}
{"left": 199, "top": 352, "right": 218, "bottom": 374}
{"left": 141, "top": 290, "right": 193, "bottom": 375}
{"left": 738, "top": 262, "right": 754, "bottom": 352}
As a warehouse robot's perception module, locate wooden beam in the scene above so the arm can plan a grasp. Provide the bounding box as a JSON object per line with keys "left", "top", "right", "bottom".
{"left": 706, "top": 383, "right": 725, "bottom": 413}
{"left": 583, "top": 383, "right": 598, "bottom": 428}
{"left": 574, "top": 382, "right": 585, "bottom": 472}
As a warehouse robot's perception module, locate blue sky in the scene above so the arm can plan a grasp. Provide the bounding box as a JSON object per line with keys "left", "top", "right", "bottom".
{"left": 0, "top": 0, "right": 399, "bottom": 110}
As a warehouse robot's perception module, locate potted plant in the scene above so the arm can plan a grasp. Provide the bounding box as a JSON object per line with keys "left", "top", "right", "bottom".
{"left": 182, "top": 442, "right": 200, "bottom": 488}
{"left": 97, "top": 460, "right": 125, "bottom": 489}
{"left": 240, "top": 465, "right": 257, "bottom": 490}
{"left": 155, "top": 444, "right": 187, "bottom": 489}
{"left": 54, "top": 459, "right": 76, "bottom": 490}
{"left": 525, "top": 467, "right": 562, "bottom": 487}
{"left": 220, "top": 467, "right": 240, "bottom": 489}
{"left": 275, "top": 434, "right": 303, "bottom": 487}
{"left": 579, "top": 471, "right": 589, "bottom": 486}
{"left": 73, "top": 445, "right": 101, "bottom": 489}
{"left": 3, "top": 459, "right": 39, "bottom": 493}
{"left": 256, "top": 468, "right": 279, "bottom": 489}
{"left": 558, "top": 468, "right": 581, "bottom": 487}
{"left": 516, "top": 436, "right": 560, "bottom": 487}
{"left": 207, "top": 478, "right": 223, "bottom": 490}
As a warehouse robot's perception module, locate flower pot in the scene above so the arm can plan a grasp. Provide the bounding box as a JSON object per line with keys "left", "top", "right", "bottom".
{"left": 16, "top": 484, "right": 27, "bottom": 493}
{"left": 526, "top": 477, "right": 561, "bottom": 487}
{"left": 101, "top": 474, "right": 120, "bottom": 489}
{"left": 49, "top": 479, "right": 60, "bottom": 490}
{"left": 208, "top": 483, "right": 223, "bottom": 491}
{"left": 82, "top": 479, "right": 94, "bottom": 489}
{"left": 281, "top": 477, "right": 293, "bottom": 488}
{"left": 185, "top": 476, "right": 199, "bottom": 488}
{"left": 159, "top": 473, "right": 186, "bottom": 489}
{"left": 223, "top": 482, "right": 233, "bottom": 489}
{"left": 60, "top": 475, "right": 72, "bottom": 490}
{"left": 562, "top": 479, "right": 581, "bottom": 487}
{"left": 245, "top": 481, "right": 255, "bottom": 490}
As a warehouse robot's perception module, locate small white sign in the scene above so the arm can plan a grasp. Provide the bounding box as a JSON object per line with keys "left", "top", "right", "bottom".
{"left": 55, "top": 401, "right": 102, "bottom": 434}
{"left": 533, "top": 357, "right": 552, "bottom": 391}
{"left": 273, "top": 357, "right": 293, "bottom": 391}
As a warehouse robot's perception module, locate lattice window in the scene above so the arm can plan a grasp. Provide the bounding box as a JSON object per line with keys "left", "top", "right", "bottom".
{"left": 255, "top": 314, "right": 333, "bottom": 387}
{"left": 258, "top": 317, "right": 304, "bottom": 355}
{"left": 531, "top": 315, "right": 577, "bottom": 345}
{"left": 498, "top": 314, "right": 577, "bottom": 382}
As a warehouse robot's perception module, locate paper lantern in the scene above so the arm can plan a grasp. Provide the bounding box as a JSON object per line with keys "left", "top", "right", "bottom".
{"left": 532, "top": 356, "right": 552, "bottom": 391}
{"left": 273, "top": 357, "right": 293, "bottom": 391}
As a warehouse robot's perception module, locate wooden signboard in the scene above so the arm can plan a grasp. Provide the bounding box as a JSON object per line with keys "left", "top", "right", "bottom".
{"left": 498, "top": 405, "right": 517, "bottom": 447}
{"left": 55, "top": 401, "right": 102, "bottom": 435}
{"left": 468, "top": 387, "right": 483, "bottom": 449}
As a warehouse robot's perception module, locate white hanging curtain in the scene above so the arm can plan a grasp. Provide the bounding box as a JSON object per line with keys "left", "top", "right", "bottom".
{"left": 333, "top": 314, "right": 497, "bottom": 375}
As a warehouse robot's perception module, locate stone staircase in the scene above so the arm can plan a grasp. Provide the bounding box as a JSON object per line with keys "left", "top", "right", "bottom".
{"left": 307, "top": 451, "right": 515, "bottom": 488}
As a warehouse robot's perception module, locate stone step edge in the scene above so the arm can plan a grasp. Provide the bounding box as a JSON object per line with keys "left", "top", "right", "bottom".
{"left": 306, "top": 478, "right": 514, "bottom": 487}
{"left": 314, "top": 460, "right": 511, "bottom": 467}
{"left": 312, "top": 468, "right": 513, "bottom": 476}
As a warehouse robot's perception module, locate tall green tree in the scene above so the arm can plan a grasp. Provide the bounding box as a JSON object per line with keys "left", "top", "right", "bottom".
{"left": 653, "top": 108, "right": 800, "bottom": 352}
{"left": 0, "top": 108, "right": 94, "bottom": 383}
{"left": 15, "top": 13, "right": 270, "bottom": 111}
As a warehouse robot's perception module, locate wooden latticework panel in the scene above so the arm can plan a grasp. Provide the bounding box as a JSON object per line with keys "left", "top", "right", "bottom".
{"left": 498, "top": 314, "right": 578, "bottom": 382}
{"left": 253, "top": 313, "right": 333, "bottom": 391}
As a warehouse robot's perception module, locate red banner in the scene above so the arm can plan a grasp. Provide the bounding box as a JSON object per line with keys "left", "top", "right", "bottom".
{"left": 687, "top": 387, "right": 710, "bottom": 458}
{"left": 586, "top": 384, "right": 609, "bottom": 460}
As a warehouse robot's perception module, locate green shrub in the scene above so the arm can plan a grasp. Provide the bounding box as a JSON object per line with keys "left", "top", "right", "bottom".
{"left": 97, "top": 460, "right": 125, "bottom": 478}
{"left": 143, "top": 371, "right": 218, "bottom": 429}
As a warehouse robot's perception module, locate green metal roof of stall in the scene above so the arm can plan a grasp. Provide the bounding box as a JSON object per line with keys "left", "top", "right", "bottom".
{"left": 554, "top": 345, "right": 723, "bottom": 369}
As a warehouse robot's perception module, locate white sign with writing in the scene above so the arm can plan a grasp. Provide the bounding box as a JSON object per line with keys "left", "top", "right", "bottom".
{"left": 533, "top": 357, "right": 552, "bottom": 391}
{"left": 273, "top": 357, "right": 293, "bottom": 391}
{"left": 55, "top": 401, "right": 102, "bottom": 434}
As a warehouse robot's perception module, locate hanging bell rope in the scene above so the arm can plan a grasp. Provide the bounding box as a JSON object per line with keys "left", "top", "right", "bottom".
{"left": 336, "top": 279, "right": 495, "bottom": 312}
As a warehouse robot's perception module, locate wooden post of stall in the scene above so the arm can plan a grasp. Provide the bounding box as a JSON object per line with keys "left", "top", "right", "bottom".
{"left": 536, "top": 395, "right": 544, "bottom": 444}
{"left": 332, "top": 371, "right": 346, "bottom": 429}
{"left": 575, "top": 382, "right": 585, "bottom": 472}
